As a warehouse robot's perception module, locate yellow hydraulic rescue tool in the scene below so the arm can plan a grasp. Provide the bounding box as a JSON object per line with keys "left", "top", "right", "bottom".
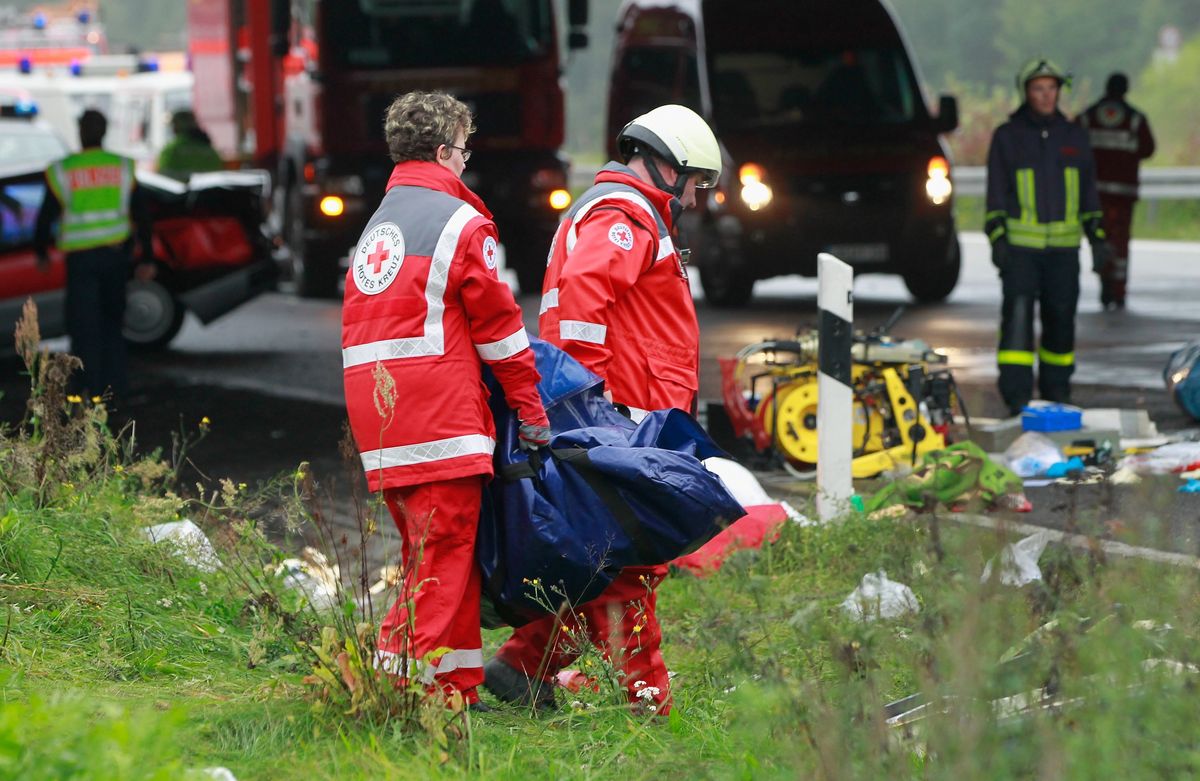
{"left": 719, "top": 318, "right": 967, "bottom": 478}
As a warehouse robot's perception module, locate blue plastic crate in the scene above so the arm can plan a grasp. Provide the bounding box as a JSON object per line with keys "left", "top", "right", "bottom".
{"left": 1021, "top": 403, "right": 1082, "bottom": 432}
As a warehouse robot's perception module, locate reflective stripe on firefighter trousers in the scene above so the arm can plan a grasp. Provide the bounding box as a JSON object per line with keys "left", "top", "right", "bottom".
{"left": 374, "top": 647, "right": 484, "bottom": 684}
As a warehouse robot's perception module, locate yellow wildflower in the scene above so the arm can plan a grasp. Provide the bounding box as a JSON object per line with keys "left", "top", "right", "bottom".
{"left": 66, "top": 395, "right": 82, "bottom": 404}
{"left": 114, "top": 465, "right": 124, "bottom": 473}
{"left": 91, "top": 396, "right": 101, "bottom": 403}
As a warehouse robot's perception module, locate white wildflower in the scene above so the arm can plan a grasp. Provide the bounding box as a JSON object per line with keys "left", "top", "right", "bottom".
{"left": 633, "top": 680, "right": 647, "bottom": 689}
{"left": 158, "top": 597, "right": 173, "bottom": 608}
{"left": 635, "top": 686, "right": 660, "bottom": 700}
{"left": 198, "top": 582, "right": 208, "bottom": 595}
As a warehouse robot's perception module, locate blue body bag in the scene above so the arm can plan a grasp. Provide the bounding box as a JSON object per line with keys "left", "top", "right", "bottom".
{"left": 478, "top": 339, "right": 745, "bottom": 627}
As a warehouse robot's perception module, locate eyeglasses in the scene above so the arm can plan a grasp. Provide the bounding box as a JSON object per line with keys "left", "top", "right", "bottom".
{"left": 446, "top": 143, "right": 472, "bottom": 162}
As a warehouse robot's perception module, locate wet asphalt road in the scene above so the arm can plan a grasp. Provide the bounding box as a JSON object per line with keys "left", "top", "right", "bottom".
{"left": 3, "top": 233, "right": 1199, "bottom": 556}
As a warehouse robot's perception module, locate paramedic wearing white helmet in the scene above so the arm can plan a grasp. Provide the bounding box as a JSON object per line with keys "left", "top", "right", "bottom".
{"left": 483, "top": 104, "right": 722, "bottom": 715}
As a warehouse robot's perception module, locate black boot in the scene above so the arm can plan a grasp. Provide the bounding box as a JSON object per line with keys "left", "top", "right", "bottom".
{"left": 482, "top": 657, "right": 558, "bottom": 711}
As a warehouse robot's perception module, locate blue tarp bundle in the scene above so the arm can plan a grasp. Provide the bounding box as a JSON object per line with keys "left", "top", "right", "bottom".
{"left": 478, "top": 339, "right": 745, "bottom": 627}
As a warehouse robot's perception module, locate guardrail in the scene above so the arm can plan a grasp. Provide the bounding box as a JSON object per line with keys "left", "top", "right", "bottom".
{"left": 955, "top": 166, "right": 1200, "bottom": 200}
{"left": 570, "top": 166, "right": 1200, "bottom": 200}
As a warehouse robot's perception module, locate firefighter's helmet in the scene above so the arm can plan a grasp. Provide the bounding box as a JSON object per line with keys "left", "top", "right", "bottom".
{"left": 617, "top": 104, "right": 722, "bottom": 188}
{"left": 1015, "top": 57, "right": 1072, "bottom": 94}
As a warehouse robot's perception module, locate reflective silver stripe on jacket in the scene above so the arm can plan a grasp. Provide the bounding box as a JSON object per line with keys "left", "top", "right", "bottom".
{"left": 474, "top": 327, "right": 530, "bottom": 361}
{"left": 358, "top": 433, "right": 495, "bottom": 471}
{"left": 62, "top": 208, "right": 124, "bottom": 225}
{"left": 564, "top": 190, "right": 675, "bottom": 261}
{"left": 342, "top": 202, "right": 480, "bottom": 368}
{"left": 1096, "top": 181, "right": 1139, "bottom": 197}
{"left": 374, "top": 647, "right": 484, "bottom": 684}
{"left": 539, "top": 287, "right": 559, "bottom": 315}
{"left": 1087, "top": 128, "right": 1139, "bottom": 153}
{"left": 559, "top": 319, "right": 607, "bottom": 345}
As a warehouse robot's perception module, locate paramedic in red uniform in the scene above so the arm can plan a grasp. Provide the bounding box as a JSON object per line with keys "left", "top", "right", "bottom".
{"left": 483, "top": 105, "right": 723, "bottom": 715}
{"left": 1076, "top": 72, "right": 1155, "bottom": 310}
{"left": 341, "top": 91, "right": 550, "bottom": 712}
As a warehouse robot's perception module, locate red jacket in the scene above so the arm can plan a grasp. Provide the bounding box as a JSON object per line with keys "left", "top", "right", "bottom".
{"left": 343, "top": 161, "right": 547, "bottom": 491}
{"left": 538, "top": 163, "right": 699, "bottom": 412}
{"left": 1077, "top": 98, "right": 1155, "bottom": 199}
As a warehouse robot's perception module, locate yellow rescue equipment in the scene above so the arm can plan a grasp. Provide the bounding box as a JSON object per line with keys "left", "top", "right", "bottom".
{"left": 719, "top": 324, "right": 967, "bottom": 478}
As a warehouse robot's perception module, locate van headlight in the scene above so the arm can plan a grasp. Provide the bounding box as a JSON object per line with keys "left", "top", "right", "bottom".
{"left": 925, "top": 156, "right": 952, "bottom": 205}
{"left": 739, "top": 163, "right": 773, "bottom": 211}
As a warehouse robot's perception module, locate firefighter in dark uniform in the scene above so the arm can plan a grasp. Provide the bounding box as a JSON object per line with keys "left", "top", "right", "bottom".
{"left": 1077, "top": 72, "right": 1155, "bottom": 310}
{"left": 985, "top": 58, "right": 1110, "bottom": 416}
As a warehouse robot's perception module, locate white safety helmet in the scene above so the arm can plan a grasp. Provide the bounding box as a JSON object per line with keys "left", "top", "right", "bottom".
{"left": 617, "top": 104, "right": 722, "bottom": 189}
{"left": 1015, "top": 57, "right": 1072, "bottom": 95}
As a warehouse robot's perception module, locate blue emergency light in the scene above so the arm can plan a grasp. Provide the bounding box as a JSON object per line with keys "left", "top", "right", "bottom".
{"left": 0, "top": 100, "right": 39, "bottom": 118}
{"left": 32, "top": 13, "right": 47, "bottom": 30}
{"left": 70, "top": 59, "right": 82, "bottom": 76}
{"left": 77, "top": 10, "right": 92, "bottom": 24}
{"left": 18, "top": 57, "right": 32, "bottom": 74}
{"left": 137, "top": 57, "right": 159, "bottom": 73}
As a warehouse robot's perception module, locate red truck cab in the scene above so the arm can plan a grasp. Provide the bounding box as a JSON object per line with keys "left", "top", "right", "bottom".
{"left": 608, "top": 0, "right": 960, "bottom": 306}
{"left": 191, "top": 0, "right": 588, "bottom": 298}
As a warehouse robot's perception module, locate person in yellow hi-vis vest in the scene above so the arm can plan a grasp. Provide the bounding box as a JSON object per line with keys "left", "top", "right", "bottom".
{"left": 34, "top": 109, "right": 155, "bottom": 400}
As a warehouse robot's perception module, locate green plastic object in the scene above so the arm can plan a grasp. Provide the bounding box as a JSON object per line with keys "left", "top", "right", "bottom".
{"left": 865, "top": 442, "right": 1024, "bottom": 513}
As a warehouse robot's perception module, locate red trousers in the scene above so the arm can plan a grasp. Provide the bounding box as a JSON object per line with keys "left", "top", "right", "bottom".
{"left": 377, "top": 476, "right": 485, "bottom": 703}
{"left": 495, "top": 563, "right": 672, "bottom": 712}
{"left": 1100, "top": 196, "right": 1134, "bottom": 304}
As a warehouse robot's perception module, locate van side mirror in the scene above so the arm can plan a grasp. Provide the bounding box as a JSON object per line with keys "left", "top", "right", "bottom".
{"left": 270, "top": 0, "right": 291, "bottom": 58}
{"left": 568, "top": 30, "right": 589, "bottom": 50}
{"left": 935, "top": 95, "right": 958, "bottom": 134}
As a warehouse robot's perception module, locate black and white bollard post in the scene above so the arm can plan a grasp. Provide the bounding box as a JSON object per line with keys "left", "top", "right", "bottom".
{"left": 817, "top": 252, "right": 854, "bottom": 521}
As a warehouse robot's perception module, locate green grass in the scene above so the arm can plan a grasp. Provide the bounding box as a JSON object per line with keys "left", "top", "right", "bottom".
{"left": 955, "top": 195, "right": 1200, "bottom": 241}
{"left": 4, "top": 397, "right": 1200, "bottom": 779}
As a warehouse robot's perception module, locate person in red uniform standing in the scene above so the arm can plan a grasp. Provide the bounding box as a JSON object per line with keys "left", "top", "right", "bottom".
{"left": 483, "top": 105, "right": 722, "bottom": 715}
{"left": 342, "top": 91, "right": 550, "bottom": 711}
{"left": 1076, "top": 72, "right": 1155, "bottom": 310}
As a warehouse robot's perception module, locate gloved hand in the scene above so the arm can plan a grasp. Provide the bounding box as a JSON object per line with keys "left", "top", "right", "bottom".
{"left": 517, "top": 421, "right": 551, "bottom": 451}
{"left": 1090, "top": 241, "right": 1113, "bottom": 274}
{"left": 990, "top": 237, "right": 1009, "bottom": 272}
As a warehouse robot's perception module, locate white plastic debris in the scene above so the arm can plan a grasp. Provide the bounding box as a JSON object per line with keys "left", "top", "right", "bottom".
{"left": 1118, "top": 442, "right": 1200, "bottom": 475}
{"left": 703, "top": 456, "right": 774, "bottom": 505}
{"left": 275, "top": 547, "right": 341, "bottom": 611}
{"left": 841, "top": 571, "right": 920, "bottom": 621}
{"left": 201, "top": 769, "right": 238, "bottom": 781}
{"left": 141, "top": 520, "right": 222, "bottom": 573}
{"left": 981, "top": 531, "right": 1051, "bottom": 587}
{"left": 1003, "top": 431, "right": 1066, "bottom": 478}
{"left": 703, "top": 457, "right": 814, "bottom": 524}
{"left": 1109, "top": 466, "right": 1143, "bottom": 485}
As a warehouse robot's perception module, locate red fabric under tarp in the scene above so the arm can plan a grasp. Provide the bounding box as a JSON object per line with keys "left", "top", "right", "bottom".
{"left": 671, "top": 503, "right": 790, "bottom": 576}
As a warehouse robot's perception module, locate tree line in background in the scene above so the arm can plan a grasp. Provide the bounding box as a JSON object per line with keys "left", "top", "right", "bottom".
{"left": 10, "top": 0, "right": 1197, "bottom": 165}
{"left": 890, "top": 0, "right": 1200, "bottom": 165}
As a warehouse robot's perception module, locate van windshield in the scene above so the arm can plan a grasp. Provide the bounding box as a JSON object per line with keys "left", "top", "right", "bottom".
{"left": 709, "top": 48, "right": 920, "bottom": 130}
{"left": 327, "top": 0, "right": 553, "bottom": 69}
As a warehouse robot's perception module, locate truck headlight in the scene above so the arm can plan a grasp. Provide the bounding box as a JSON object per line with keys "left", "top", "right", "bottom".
{"left": 739, "top": 163, "right": 773, "bottom": 211}
{"left": 319, "top": 195, "right": 345, "bottom": 217}
{"left": 925, "top": 156, "right": 952, "bottom": 205}
{"left": 548, "top": 188, "right": 571, "bottom": 210}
